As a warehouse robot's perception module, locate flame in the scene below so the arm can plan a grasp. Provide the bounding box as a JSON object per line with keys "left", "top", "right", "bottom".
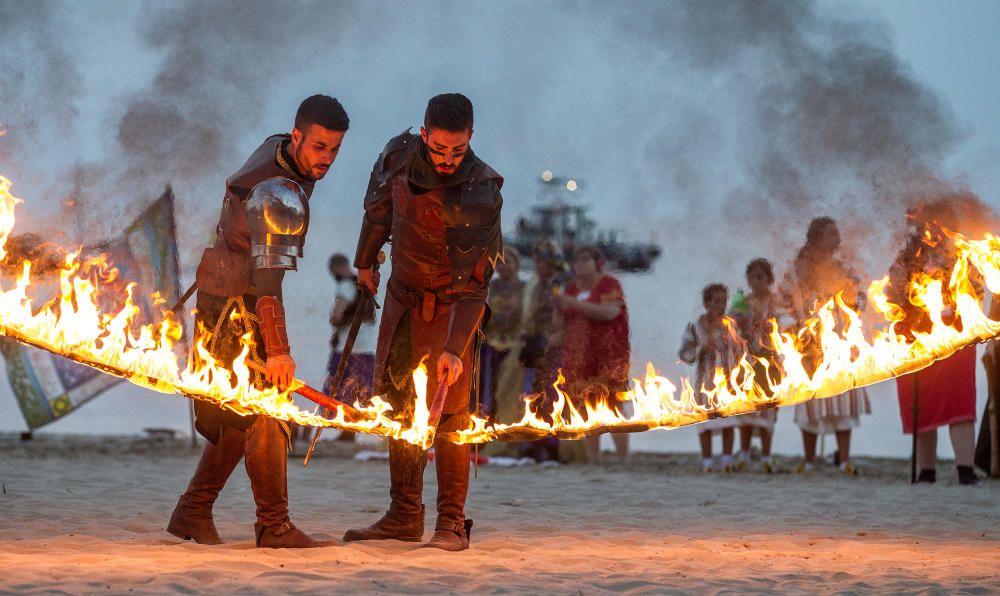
{"left": 446, "top": 227, "right": 1000, "bottom": 444}
{"left": 2, "top": 175, "right": 1000, "bottom": 447}
{"left": 0, "top": 176, "right": 434, "bottom": 444}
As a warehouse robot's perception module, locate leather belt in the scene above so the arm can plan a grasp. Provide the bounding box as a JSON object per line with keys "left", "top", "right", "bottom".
{"left": 388, "top": 278, "right": 458, "bottom": 322}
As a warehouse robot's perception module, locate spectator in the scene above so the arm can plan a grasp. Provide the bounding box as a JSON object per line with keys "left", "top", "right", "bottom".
{"left": 679, "top": 283, "right": 744, "bottom": 473}
{"left": 481, "top": 246, "right": 527, "bottom": 423}
{"left": 556, "top": 246, "right": 631, "bottom": 464}
{"left": 729, "top": 258, "right": 781, "bottom": 473}
{"left": 518, "top": 239, "right": 567, "bottom": 462}
{"left": 323, "top": 253, "right": 376, "bottom": 442}
{"left": 889, "top": 203, "right": 981, "bottom": 485}
{"left": 780, "top": 217, "right": 870, "bottom": 475}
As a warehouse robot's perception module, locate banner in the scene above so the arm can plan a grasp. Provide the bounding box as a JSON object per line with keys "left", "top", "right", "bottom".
{"left": 1, "top": 186, "right": 183, "bottom": 430}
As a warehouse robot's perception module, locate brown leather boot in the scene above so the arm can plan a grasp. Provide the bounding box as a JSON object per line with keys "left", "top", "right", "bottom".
{"left": 255, "top": 520, "right": 332, "bottom": 548}
{"left": 424, "top": 439, "right": 471, "bottom": 551}
{"left": 246, "top": 417, "right": 327, "bottom": 548}
{"left": 343, "top": 439, "right": 426, "bottom": 542}
{"left": 168, "top": 426, "right": 244, "bottom": 545}
{"left": 424, "top": 520, "right": 471, "bottom": 551}
{"left": 342, "top": 507, "right": 425, "bottom": 542}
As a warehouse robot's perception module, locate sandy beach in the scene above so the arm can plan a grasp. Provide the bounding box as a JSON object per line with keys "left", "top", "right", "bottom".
{"left": 1, "top": 433, "right": 997, "bottom": 594}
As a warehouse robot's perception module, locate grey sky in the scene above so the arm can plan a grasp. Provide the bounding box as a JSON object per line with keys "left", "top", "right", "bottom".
{"left": 0, "top": 0, "right": 997, "bottom": 459}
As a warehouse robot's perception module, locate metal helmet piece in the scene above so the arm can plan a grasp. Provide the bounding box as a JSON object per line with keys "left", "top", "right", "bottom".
{"left": 246, "top": 177, "right": 309, "bottom": 270}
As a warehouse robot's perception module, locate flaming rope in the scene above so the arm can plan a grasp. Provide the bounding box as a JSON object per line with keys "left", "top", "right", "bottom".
{"left": 1, "top": 175, "right": 999, "bottom": 447}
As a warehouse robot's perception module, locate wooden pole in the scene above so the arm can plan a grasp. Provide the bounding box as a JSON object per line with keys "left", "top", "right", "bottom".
{"left": 989, "top": 357, "right": 1000, "bottom": 478}
{"left": 910, "top": 373, "right": 920, "bottom": 484}
{"left": 188, "top": 399, "right": 197, "bottom": 448}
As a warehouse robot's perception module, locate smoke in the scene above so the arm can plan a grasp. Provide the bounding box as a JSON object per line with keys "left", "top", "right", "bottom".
{"left": 81, "top": 0, "right": 354, "bottom": 237}
{"left": 0, "top": 1, "right": 83, "bottom": 176}
{"left": 0, "top": 3, "right": 988, "bottom": 329}
{"left": 621, "top": 0, "right": 975, "bottom": 276}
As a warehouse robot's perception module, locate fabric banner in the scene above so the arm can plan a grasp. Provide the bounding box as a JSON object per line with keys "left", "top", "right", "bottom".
{"left": 1, "top": 186, "right": 183, "bottom": 430}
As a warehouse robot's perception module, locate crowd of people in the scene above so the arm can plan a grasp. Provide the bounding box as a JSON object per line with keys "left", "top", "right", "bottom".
{"left": 320, "top": 212, "right": 991, "bottom": 482}
{"left": 475, "top": 241, "right": 633, "bottom": 464}
{"left": 678, "top": 212, "right": 986, "bottom": 484}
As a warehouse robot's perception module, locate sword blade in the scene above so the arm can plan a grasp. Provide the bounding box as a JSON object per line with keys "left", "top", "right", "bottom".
{"left": 304, "top": 289, "right": 372, "bottom": 466}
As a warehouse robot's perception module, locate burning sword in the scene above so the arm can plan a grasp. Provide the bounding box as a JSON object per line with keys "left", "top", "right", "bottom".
{"left": 303, "top": 251, "right": 384, "bottom": 465}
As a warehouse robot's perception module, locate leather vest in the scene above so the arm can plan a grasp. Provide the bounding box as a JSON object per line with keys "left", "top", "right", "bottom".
{"left": 360, "top": 130, "right": 503, "bottom": 298}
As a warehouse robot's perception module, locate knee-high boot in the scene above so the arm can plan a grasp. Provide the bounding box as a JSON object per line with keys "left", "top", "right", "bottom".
{"left": 343, "top": 438, "right": 426, "bottom": 542}
{"left": 425, "top": 438, "right": 470, "bottom": 551}
{"left": 168, "top": 426, "right": 245, "bottom": 545}
{"left": 245, "top": 417, "right": 327, "bottom": 548}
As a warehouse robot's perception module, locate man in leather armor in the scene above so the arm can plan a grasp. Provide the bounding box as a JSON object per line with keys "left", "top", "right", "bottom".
{"left": 167, "top": 95, "right": 349, "bottom": 548}
{"left": 343, "top": 93, "right": 503, "bottom": 551}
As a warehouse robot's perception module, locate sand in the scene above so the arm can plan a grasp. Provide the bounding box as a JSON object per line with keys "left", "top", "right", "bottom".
{"left": 0, "top": 434, "right": 997, "bottom": 594}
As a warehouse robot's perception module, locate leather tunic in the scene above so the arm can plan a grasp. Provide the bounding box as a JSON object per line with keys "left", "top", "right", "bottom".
{"left": 354, "top": 130, "right": 503, "bottom": 301}
{"left": 353, "top": 130, "right": 504, "bottom": 410}
{"left": 193, "top": 135, "right": 315, "bottom": 442}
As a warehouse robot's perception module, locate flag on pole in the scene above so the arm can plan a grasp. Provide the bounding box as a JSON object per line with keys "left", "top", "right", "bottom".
{"left": 1, "top": 186, "right": 183, "bottom": 430}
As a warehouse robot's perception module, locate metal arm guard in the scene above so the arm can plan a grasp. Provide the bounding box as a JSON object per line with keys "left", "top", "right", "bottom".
{"left": 255, "top": 295, "right": 290, "bottom": 357}
{"left": 246, "top": 177, "right": 309, "bottom": 271}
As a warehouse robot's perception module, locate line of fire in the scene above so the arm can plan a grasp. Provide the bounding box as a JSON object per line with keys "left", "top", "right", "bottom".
{"left": 2, "top": 174, "right": 1000, "bottom": 449}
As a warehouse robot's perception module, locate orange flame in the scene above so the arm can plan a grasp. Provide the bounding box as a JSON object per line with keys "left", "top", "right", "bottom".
{"left": 1, "top": 175, "right": 1000, "bottom": 447}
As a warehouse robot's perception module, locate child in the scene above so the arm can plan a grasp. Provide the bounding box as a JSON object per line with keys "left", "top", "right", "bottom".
{"left": 679, "top": 283, "right": 745, "bottom": 472}
{"left": 730, "top": 259, "right": 781, "bottom": 472}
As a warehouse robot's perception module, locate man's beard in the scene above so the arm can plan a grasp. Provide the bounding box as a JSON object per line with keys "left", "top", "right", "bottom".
{"left": 435, "top": 162, "right": 456, "bottom": 176}
{"left": 294, "top": 145, "right": 324, "bottom": 181}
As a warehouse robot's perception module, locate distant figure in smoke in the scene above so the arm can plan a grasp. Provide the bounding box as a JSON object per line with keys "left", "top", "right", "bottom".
{"left": 168, "top": 95, "right": 349, "bottom": 548}
{"left": 679, "top": 283, "right": 744, "bottom": 473}
{"left": 479, "top": 246, "right": 527, "bottom": 423}
{"left": 518, "top": 238, "right": 567, "bottom": 462}
{"left": 729, "top": 258, "right": 781, "bottom": 473}
{"left": 781, "top": 217, "right": 871, "bottom": 475}
{"left": 556, "top": 245, "right": 631, "bottom": 464}
{"left": 343, "top": 93, "right": 503, "bottom": 551}
{"left": 322, "top": 252, "right": 376, "bottom": 442}
{"left": 889, "top": 202, "right": 981, "bottom": 485}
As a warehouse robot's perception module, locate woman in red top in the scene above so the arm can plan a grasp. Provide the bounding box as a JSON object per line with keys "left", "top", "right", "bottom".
{"left": 555, "top": 245, "right": 631, "bottom": 463}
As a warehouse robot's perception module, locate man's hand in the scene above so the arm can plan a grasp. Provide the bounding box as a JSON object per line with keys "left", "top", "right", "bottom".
{"left": 358, "top": 267, "right": 380, "bottom": 295}
{"left": 437, "top": 350, "right": 463, "bottom": 385}
{"left": 265, "top": 353, "right": 296, "bottom": 389}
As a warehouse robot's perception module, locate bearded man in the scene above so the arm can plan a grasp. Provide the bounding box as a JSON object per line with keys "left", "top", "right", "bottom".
{"left": 167, "top": 95, "right": 348, "bottom": 548}
{"left": 343, "top": 93, "right": 503, "bottom": 551}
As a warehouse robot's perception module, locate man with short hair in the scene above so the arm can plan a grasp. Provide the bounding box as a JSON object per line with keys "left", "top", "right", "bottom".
{"left": 344, "top": 93, "right": 503, "bottom": 551}
{"left": 168, "top": 95, "right": 348, "bottom": 548}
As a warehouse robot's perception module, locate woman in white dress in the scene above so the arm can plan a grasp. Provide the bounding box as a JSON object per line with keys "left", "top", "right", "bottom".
{"left": 780, "top": 217, "right": 871, "bottom": 475}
